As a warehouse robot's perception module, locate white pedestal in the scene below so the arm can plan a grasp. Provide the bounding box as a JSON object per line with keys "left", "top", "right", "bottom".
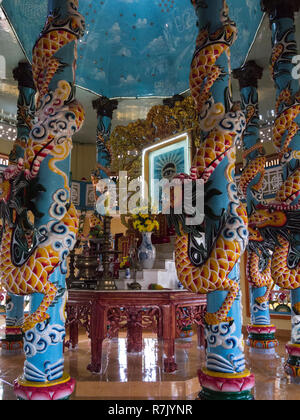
{"left": 118, "top": 239, "right": 180, "bottom": 290}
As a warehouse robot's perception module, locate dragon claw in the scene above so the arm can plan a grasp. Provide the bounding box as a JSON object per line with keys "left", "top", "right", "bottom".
{"left": 255, "top": 296, "right": 267, "bottom": 305}
{"left": 204, "top": 313, "right": 234, "bottom": 326}
{"left": 22, "top": 312, "right": 50, "bottom": 333}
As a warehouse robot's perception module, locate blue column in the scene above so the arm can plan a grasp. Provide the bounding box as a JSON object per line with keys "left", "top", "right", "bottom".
{"left": 91, "top": 97, "right": 119, "bottom": 291}
{"left": 12, "top": 0, "right": 85, "bottom": 400}
{"left": 233, "top": 61, "right": 278, "bottom": 355}
{"left": 92, "top": 97, "right": 118, "bottom": 182}
{"left": 261, "top": 0, "right": 300, "bottom": 382}
{"left": 1, "top": 63, "right": 36, "bottom": 356}
{"left": 91, "top": 96, "right": 118, "bottom": 207}
{"left": 189, "top": 0, "right": 254, "bottom": 400}
{"left": 1, "top": 294, "right": 24, "bottom": 355}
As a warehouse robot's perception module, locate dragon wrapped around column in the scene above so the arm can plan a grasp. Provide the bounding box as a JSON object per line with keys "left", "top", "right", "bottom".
{"left": 250, "top": 0, "right": 300, "bottom": 381}
{"left": 0, "top": 0, "right": 85, "bottom": 333}
{"left": 92, "top": 96, "right": 118, "bottom": 182}
{"left": 0, "top": 0, "right": 85, "bottom": 400}
{"left": 233, "top": 61, "right": 278, "bottom": 353}
{"left": 1, "top": 62, "right": 36, "bottom": 355}
{"left": 170, "top": 0, "right": 247, "bottom": 326}
{"left": 167, "top": 0, "right": 255, "bottom": 400}
{"left": 90, "top": 96, "right": 118, "bottom": 224}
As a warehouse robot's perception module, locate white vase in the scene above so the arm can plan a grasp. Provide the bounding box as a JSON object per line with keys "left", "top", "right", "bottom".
{"left": 138, "top": 232, "right": 156, "bottom": 270}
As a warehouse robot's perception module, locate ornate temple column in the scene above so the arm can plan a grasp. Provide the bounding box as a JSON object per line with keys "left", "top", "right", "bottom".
{"left": 1, "top": 294, "right": 24, "bottom": 355}
{"left": 233, "top": 61, "right": 278, "bottom": 355}
{"left": 261, "top": 0, "right": 300, "bottom": 382}
{"left": 1, "top": 62, "right": 36, "bottom": 355}
{"left": 91, "top": 97, "right": 118, "bottom": 290}
{"left": 169, "top": 0, "right": 255, "bottom": 400}
{"left": 92, "top": 96, "right": 118, "bottom": 182}
{"left": 6, "top": 0, "right": 86, "bottom": 399}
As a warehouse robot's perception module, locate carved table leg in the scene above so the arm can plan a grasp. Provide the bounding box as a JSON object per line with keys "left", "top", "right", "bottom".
{"left": 197, "top": 324, "right": 206, "bottom": 349}
{"left": 162, "top": 304, "right": 177, "bottom": 373}
{"left": 127, "top": 309, "right": 143, "bottom": 353}
{"left": 87, "top": 302, "right": 107, "bottom": 374}
{"left": 157, "top": 312, "right": 163, "bottom": 340}
{"left": 69, "top": 320, "right": 79, "bottom": 350}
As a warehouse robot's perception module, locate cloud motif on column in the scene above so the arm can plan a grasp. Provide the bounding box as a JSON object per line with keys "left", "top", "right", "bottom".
{"left": 23, "top": 321, "right": 65, "bottom": 358}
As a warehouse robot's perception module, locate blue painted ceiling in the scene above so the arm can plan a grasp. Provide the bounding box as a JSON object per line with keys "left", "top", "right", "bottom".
{"left": 2, "top": 0, "right": 263, "bottom": 98}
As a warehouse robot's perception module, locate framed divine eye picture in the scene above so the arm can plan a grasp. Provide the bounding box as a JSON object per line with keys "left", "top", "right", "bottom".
{"left": 142, "top": 132, "right": 192, "bottom": 211}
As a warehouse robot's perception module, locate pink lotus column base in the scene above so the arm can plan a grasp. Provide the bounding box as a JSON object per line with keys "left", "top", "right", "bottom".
{"left": 14, "top": 373, "right": 75, "bottom": 400}
{"left": 197, "top": 368, "right": 255, "bottom": 400}
{"left": 246, "top": 324, "right": 278, "bottom": 353}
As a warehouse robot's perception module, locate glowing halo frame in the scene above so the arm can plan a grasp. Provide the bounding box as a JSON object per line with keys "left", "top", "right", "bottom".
{"left": 142, "top": 131, "right": 192, "bottom": 208}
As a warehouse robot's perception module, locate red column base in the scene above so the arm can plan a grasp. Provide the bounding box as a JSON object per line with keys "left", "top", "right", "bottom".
{"left": 285, "top": 343, "right": 300, "bottom": 381}
{"left": 1, "top": 340, "right": 23, "bottom": 355}
{"left": 246, "top": 324, "right": 278, "bottom": 351}
{"left": 286, "top": 342, "right": 300, "bottom": 357}
{"left": 14, "top": 373, "right": 75, "bottom": 400}
{"left": 1, "top": 326, "right": 23, "bottom": 355}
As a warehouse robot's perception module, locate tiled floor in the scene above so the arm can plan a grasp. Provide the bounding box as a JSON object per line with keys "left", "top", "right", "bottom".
{"left": 0, "top": 320, "right": 299, "bottom": 400}
{"left": 68, "top": 335, "right": 203, "bottom": 400}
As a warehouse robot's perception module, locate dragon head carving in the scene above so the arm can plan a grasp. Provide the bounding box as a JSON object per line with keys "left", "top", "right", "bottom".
{"left": 247, "top": 210, "right": 276, "bottom": 268}
{"left": 69, "top": 12, "right": 85, "bottom": 38}
{"left": 249, "top": 207, "right": 288, "bottom": 231}
{"left": 0, "top": 164, "right": 45, "bottom": 231}
{"left": 248, "top": 225, "right": 264, "bottom": 243}
{"left": 43, "top": 0, "right": 85, "bottom": 39}
{"left": 249, "top": 203, "right": 300, "bottom": 254}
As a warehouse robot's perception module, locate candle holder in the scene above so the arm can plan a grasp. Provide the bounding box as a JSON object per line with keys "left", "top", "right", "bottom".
{"left": 127, "top": 239, "right": 142, "bottom": 290}
{"left": 72, "top": 241, "right": 101, "bottom": 290}
{"left": 66, "top": 240, "right": 81, "bottom": 289}
{"left": 96, "top": 216, "right": 120, "bottom": 290}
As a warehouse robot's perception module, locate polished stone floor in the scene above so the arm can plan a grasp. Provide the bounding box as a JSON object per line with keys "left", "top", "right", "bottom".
{"left": 0, "top": 319, "right": 299, "bottom": 400}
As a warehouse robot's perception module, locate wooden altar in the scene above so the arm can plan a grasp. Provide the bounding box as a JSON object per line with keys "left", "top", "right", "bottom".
{"left": 66, "top": 290, "right": 207, "bottom": 373}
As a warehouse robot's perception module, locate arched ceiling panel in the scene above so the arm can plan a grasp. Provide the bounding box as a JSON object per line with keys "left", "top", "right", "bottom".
{"left": 2, "top": 0, "right": 263, "bottom": 98}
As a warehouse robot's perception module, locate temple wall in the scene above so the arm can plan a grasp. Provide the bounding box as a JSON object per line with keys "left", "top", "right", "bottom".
{"left": 0, "top": 138, "right": 13, "bottom": 155}
{"left": 71, "top": 142, "right": 96, "bottom": 181}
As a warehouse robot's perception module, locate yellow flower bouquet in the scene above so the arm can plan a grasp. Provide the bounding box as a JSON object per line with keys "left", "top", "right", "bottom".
{"left": 120, "top": 256, "right": 130, "bottom": 269}
{"left": 132, "top": 208, "right": 159, "bottom": 233}
{"left": 131, "top": 206, "right": 159, "bottom": 269}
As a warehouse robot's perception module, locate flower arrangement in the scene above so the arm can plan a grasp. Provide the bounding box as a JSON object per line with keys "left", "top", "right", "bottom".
{"left": 89, "top": 224, "right": 104, "bottom": 239}
{"left": 77, "top": 212, "right": 104, "bottom": 240}
{"left": 120, "top": 256, "right": 130, "bottom": 269}
{"left": 132, "top": 208, "right": 159, "bottom": 233}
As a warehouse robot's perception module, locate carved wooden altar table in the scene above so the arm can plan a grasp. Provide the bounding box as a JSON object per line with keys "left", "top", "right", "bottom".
{"left": 66, "top": 290, "right": 207, "bottom": 373}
